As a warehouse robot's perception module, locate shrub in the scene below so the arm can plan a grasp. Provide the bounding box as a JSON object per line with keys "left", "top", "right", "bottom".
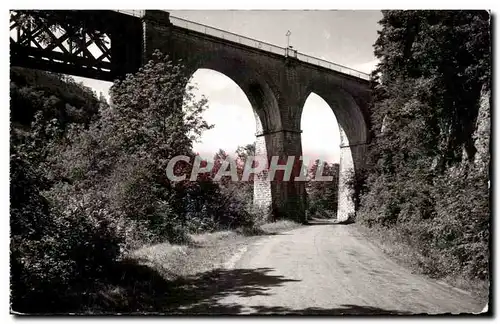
{"left": 10, "top": 145, "right": 122, "bottom": 313}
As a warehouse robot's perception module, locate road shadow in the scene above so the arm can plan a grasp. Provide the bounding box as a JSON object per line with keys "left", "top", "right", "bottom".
{"left": 238, "top": 227, "right": 290, "bottom": 236}
{"left": 305, "top": 218, "right": 355, "bottom": 226}
{"left": 13, "top": 259, "right": 296, "bottom": 314}
{"left": 13, "top": 258, "right": 410, "bottom": 315}
{"left": 244, "top": 304, "right": 411, "bottom": 315}
{"left": 94, "top": 259, "right": 412, "bottom": 315}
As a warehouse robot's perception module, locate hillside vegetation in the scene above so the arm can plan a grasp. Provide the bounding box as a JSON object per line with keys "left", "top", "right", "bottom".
{"left": 352, "top": 10, "right": 490, "bottom": 293}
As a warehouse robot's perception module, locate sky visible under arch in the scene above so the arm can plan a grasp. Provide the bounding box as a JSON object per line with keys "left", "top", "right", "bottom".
{"left": 71, "top": 10, "right": 383, "bottom": 163}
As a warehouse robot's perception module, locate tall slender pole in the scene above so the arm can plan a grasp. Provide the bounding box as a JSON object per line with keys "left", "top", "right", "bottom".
{"left": 286, "top": 30, "right": 291, "bottom": 57}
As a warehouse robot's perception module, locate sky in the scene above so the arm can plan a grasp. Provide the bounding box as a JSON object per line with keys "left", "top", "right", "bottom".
{"left": 72, "top": 10, "right": 382, "bottom": 163}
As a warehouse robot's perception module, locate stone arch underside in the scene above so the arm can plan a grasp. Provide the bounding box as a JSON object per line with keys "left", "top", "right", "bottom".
{"left": 302, "top": 85, "right": 369, "bottom": 222}
{"left": 183, "top": 52, "right": 284, "bottom": 221}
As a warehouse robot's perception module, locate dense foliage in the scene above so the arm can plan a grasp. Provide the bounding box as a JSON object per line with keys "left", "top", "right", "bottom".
{"left": 306, "top": 160, "right": 339, "bottom": 218}
{"left": 9, "top": 52, "right": 263, "bottom": 312}
{"left": 10, "top": 68, "right": 117, "bottom": 312}
{"left": 10, "top": 67, "right": 101, "bottom": 128}
{"left": 355, "top": 10, "right": 491, "bottom": 282}
{"left": 209, "top": 145, "right": 267, "bottom": 228}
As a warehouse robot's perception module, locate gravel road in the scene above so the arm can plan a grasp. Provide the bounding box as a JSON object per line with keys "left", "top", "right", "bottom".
{"left": 211, "top": 222, "right": 485, "bottom": 315}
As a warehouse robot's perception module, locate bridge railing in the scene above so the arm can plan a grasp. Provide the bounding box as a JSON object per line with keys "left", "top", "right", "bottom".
{"left": 295, "top": 53, "right": 369, "bottom": 79}
{"left": 169, "top": 16, "right": 288, "bottom": 56}
{"left": 115, "top": 9, "right": 145, "bottom": 17}
{"left": 114, "top": 10, "right": 370, "bottom": 80}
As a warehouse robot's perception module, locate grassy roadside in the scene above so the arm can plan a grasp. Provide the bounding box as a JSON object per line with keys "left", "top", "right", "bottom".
{"left": 353, "top": 222, "right": 489, "bottom": 306}
{"left": 129, "top": 220, "right": 302, "bottom": 280}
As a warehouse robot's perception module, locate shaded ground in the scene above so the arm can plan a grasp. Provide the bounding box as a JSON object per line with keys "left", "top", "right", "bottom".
{"left": 39, "top": 262, "right": 411, "bottom": 315}
{"left": 12, "top": 221, "right": 302, "bottom": 315}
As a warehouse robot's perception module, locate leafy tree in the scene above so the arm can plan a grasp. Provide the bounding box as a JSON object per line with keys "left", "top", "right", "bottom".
{"left": 47, "top": 50, "right": 215, "bottom": 243}
{"left": 235, "top": 143, "right": 256, "bottom": 187}
{"left": 306, "top": 160, "right": 339, "bottom": 218}
{"left": 10, "top": 81, "right": 121, "bottom": 314}
{"left": 209, "top": 144, "right": 261, "bottom": 229}
{"left": 10, "top": 67, "right": 102, "bottom": 129}
{"left": 236, "top": 143, "right": 256, "bottom": 160}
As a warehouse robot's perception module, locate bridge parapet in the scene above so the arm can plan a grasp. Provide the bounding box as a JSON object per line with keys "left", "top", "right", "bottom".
{"left": 115, "top": 10, "right": 370, "bottom": 80}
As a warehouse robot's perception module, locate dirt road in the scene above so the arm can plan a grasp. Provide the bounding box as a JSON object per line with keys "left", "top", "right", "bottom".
{"left": 208, "top": 222, "right": 485, "bottom": 315}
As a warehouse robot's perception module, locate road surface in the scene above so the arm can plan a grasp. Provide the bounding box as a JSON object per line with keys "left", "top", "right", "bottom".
{"left": 205, "top": 222, "right": 485, "bottom": 315}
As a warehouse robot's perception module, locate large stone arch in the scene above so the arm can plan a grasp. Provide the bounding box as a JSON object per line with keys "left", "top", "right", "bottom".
{"left": 182, "top": 51, "right": 284, "bottom": 219}
{"left": 300, "top": 84, "right": 369, "bottom": 222}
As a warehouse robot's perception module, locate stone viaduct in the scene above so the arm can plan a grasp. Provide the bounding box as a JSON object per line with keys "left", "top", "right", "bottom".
{"left": 10, "top": 10, "right": 372, "bottom": 223}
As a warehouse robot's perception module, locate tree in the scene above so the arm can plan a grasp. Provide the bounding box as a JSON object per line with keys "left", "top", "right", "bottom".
{"left": 10, "top": 67, "right": 102, "bottom": 128}
{"left": 48, "top": 50, "right": 216, "bottom": 242}
{"left": 306, "top": 160, "right": 339, "bottom": 218}
{"left": 208, "top": 144, "right": 260, "bottom": 229}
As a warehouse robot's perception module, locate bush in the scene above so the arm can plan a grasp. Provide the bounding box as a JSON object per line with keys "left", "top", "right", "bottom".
{"left": 430, "top": 168, "right": 489, "bottom": 280}
{"left": 345, "top": 168, "right": 368, "bottom": 212}
{"left": 10, "top": 146, "right": 122, "bottom": 313}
